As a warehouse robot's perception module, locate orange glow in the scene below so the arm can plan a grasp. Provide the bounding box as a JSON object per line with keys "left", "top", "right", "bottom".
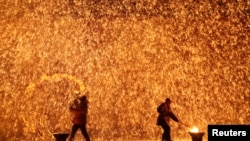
{"left": 25, "top": 73, "right": 85, "bottom": 94}
{"left": 1, "top": 1, "right": 248, "bottom": 141}
{"left": 190, "top": 127, "right": 199, "bottom": 133}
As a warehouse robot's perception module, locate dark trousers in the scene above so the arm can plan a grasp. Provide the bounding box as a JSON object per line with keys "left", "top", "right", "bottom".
{"left": 161, "top": 124, "right": 171, "bottom": 141}
{"left": 69, "top": 124, "right": 90, "bottom": 141}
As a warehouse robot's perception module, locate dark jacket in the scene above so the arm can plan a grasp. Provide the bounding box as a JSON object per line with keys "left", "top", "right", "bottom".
{"left": 157, "top": 103, "right": 179, "bottom": 126}
{"left": 70, "top": 99, "right": 88, "bottom": 125}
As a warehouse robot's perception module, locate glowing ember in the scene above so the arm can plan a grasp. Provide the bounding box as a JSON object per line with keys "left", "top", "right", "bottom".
{"left": 190, "top": 127, "right": 199, "bottom": 133}
{"left": 0, "top": 1, "right": 249, "bottom": 141}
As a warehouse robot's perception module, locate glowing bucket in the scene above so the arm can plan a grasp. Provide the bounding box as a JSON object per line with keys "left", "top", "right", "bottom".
{"left": 189, "top": 127, "right": 205, "bottom": 141}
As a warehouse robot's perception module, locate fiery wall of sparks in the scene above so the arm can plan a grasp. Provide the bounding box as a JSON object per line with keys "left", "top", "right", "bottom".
{"left": 0, "top": 0, "right": 249, "bottom": 141}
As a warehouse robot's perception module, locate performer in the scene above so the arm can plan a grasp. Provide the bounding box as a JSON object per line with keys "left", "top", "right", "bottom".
{"left": 69, "top": 93, "right": 91, "bottom": 141}
{"left": 157, "top": 98, "right": 180, "bottom": 141}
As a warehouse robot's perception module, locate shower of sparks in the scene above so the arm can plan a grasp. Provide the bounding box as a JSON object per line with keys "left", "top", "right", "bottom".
{"left": 26, "top": 73, "right": 86, "bottom": 94}
{"left": 0, "top": 0, "right": 249, "bottom": 141}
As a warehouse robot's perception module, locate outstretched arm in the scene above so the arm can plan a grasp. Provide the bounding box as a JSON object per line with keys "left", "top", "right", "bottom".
{"left": 169, "top": 112, "right": 179, "bottom": 122}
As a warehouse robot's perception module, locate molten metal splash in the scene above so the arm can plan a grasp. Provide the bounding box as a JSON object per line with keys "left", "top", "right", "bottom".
{"left": 26, "top": 73, "right": 86, "bottom": 94}
{"left": 0, "top": 1, "right": 249, "bottom": 141}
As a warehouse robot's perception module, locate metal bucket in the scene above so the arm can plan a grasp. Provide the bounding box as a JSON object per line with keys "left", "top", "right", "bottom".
{"left": 53, "top": 133, "right": 70, "bottom": 141}
{"left": 189, "top": 132, "right": 205, "bottom": 141}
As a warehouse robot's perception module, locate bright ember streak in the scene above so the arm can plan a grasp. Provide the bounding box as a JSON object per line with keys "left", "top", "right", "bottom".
{"left": 0, "top": 1, "right": 249, "bottom": 141}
